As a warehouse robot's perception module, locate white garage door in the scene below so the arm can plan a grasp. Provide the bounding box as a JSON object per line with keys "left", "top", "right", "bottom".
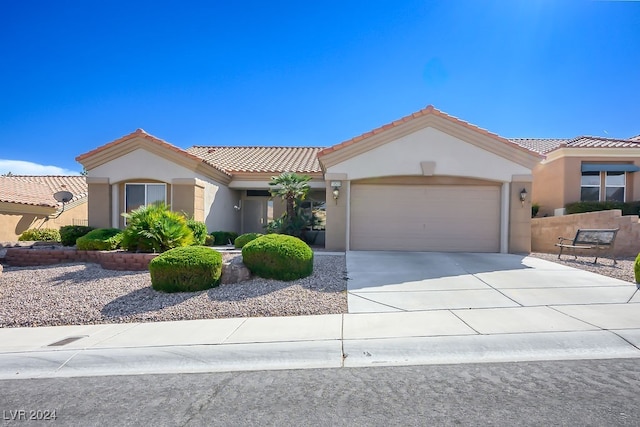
{"left": 350, "top": 184, "right": 501, "bottom": 252}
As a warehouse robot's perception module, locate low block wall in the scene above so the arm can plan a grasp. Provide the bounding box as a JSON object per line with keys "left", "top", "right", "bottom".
{"left": 4, "top": 248, "right": 159, "bottom": 271}
{"left": 531, "top": 209, "right": 640, "bottom": 257}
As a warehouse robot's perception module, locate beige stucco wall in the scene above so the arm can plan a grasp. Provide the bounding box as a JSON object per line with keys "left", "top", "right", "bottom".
{"left": 509, "top": 181, "right": 532, "bottom": 253}
{"left": 531, "top": 159, "right": 566, "bottom": 217}
{"left": 90, "top": 149, "right": 197, "bottom": 184}
{"left": 0, "top": 202, "right": 88, "bottom": 242}
{"left": 324, "top": 181, "right": 348, "bottom": 251}
{"left": 534, "top": 156, "right": 640, "bottom": 217}
{"left": 531, "top": 210, "right": 640, "bottom": 257}
{"left": 202, "top": 180, "right": 240, "bottom": 232}
{"left": 86, "top": 148, "right": 240, "bottom": 233}
{"left": 322, "top": 126, "right": 535, "bottom": 253}
{"left": 87, "top": 181, "right": 111, "bottom": 229}
{"left": 325, "top": 127, "right": 532, "bottom": 182}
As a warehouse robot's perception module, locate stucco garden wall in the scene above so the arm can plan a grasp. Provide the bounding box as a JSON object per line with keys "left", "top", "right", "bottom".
{"left": 531, "top": 209, "right": 640, "bottom": 257}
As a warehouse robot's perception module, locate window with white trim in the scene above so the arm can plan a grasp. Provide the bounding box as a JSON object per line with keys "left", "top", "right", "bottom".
{"left": 580, "top": 171, "right": 600, "bottom": 202}
{"left": 605, "top": 171, "right": 625, "bottom": 202}
{"left": 125, "top": 183, "right": 166, "bottom": 213}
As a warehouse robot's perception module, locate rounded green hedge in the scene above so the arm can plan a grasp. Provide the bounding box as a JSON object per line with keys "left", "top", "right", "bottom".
{"left": 60, "top": 225, "right": 94, "bottom": 246}
{"left": 149, "top": 246, "right": 223, "bottom": 293}
{"left": 76, "top": 228, "right": 122, "bottom": 250}
{"left": 241, "top": 234, "right": 313, "bottom": 281}
{"left": 209, "top": 231, "right": 239, "bottom": 246}
{"left": 234, "top": 233, "right": 263, "bottom": 249}
{"left": 18, "top": 228, "right": 61, "bottom": 242}
{"left": 634, "top": 253, "right": 640, "bottom": 284}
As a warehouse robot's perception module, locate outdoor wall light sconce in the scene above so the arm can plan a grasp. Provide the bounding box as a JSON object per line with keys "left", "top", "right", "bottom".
{"left": 331, "top": 180, "right": 342, "bottom": 204}
{"left": 233, "top": 200, "right": 242, "bottom": 211}
{"left": 519, "top": 188, "right": 527, "bottom": 206}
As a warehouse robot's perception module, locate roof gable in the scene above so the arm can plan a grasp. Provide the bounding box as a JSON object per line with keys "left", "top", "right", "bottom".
{"left": 76, "top": 129, "right": 231, "bottom": 183}
{"left": 318, "top": 105, "right": 542, "bottom": 170}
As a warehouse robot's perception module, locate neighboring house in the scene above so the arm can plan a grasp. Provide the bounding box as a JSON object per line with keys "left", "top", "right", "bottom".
{"left": 0, "top": 175, "right": 88, "bottom": 241}
{"left": 510, "top": 136, "right": 640, "bottom": 217}
{"left": 76, "top": 106, "right": 541, "bottom": 253}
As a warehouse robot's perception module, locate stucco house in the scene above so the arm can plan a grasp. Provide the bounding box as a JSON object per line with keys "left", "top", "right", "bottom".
{"left": 0, "top": 175, "right": 88, "bottom": 241}
{"left": 76, "top": 106, "right": 541, "bottom": 253}
{"left": 510, "top": 136, "right": 640, "bottom": 217}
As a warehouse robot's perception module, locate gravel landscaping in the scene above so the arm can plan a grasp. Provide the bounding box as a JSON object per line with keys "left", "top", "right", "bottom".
{"left": 530, "top": 252, "right": 636, "bottom": 283}
{"left": 0, "top": 254, "right": 347, "bottom": 328}
{"left": 0, "top": 251, "right": 635, "bottom": 328}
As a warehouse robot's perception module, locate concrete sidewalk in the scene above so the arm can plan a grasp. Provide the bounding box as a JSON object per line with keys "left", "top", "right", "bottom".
{"left": 1, "top": 305, "right": 640, "bottom": 379}
{"left": 2, "top": 252, "right": 640, "bottom": 379}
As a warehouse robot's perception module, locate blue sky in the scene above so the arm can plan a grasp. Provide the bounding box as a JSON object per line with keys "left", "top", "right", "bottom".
{"left": 1, "top": 0, "right": 639, "bottom": 175}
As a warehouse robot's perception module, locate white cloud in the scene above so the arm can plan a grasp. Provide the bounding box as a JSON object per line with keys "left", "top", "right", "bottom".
{"left": 0, "top": 159, "right": 81, "bottom": 176}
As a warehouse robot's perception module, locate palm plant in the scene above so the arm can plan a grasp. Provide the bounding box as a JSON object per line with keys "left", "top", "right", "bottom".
{"left": 268, "top": 172, "right": 312, "bottom": 237}
{"left": 269, "top": 172, "right": 311, "bottom": 219}
{"left": 121, "top": 203, "right": 194, "bottom": 252}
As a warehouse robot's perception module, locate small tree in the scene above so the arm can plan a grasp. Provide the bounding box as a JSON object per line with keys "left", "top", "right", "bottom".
{"left": 268, "top": 172, "right": 311, "bottom": 238}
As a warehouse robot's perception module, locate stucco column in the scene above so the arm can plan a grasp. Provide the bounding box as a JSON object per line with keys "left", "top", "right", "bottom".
{"left": 500, "top": 183, "right": 510, "bottom": 254}
{"left": 86, "top": 177, "right": 112, "bottom": 229}
{"left": 111, "top": 184, "right": 118, "bottom": 228}
{"left": 509, "top": 175, "right": 533, "bottom": 253}
{"left": 324, "top": 174, "right": 349, "bottom": 251}
{"left": 172, "top": 178, "right": 205, "bottom": 221}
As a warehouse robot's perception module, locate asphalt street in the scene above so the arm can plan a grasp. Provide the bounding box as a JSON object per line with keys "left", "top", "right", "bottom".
{"left": 1, "top": 358, "right": 639, "bottom": 426}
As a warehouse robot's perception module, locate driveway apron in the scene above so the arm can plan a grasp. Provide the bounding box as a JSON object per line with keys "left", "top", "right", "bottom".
{"left": 346, "top": 251, "right": 638, "bottom": 313}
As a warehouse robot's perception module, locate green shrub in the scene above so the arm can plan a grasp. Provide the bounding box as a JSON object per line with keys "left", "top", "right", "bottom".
{"left": 531, "top": 203, "right": 540, "bottom": 218}
{"left": 18, "top": 228, "right": 61, "bottom": 242}
{"left": 121, "top": 203, "right": 194, "bottom": 253}
{"left": 242, "top": 234, "right": 313, "bottom": 281}
{"left": 635, "top": 253, "right": 640, "bottom": 284}
{"left": 149, "top": 246, "right": 223, "bottom": 292}
{"left": 565, "top": 201, "right": 640, "bottom": 216}
{"left": 186, "top": 220, "right": 208, "bottom": 246}
{"left": 234, "top": 233, "right": 263, "bottom": 248}
{"left": 76, "top": 228, "right": 122, "bottom": 250}
{"left": 209, "top": 231, "right": 239, "bottom": 246}
{"left": 60, "top": 225, "right": 95, "bottom": 246}
{"left": 204, "top": 234, "right": 215, "bottom": 246}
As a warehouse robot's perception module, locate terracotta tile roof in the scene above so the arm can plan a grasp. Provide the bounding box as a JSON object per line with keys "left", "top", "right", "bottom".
{"left": 187, "top": 146, "right": 324, "bottom": 173}
{"left": 629, "top": 134, "right": 640, "bottom": 142}
{"left": 509, "top": 136, "right": 640, "bottom": 155}
{"left": 0, "top": 175, "right": 87, "bottom": 208}
{"left": 318, "top": 105, "right": 538, "bottom": 158}
{"left": 507, "top": 138, "right": 571, "bottom": 155}
{"left": 568, "top": 136, "right": 640, "bottom": 149}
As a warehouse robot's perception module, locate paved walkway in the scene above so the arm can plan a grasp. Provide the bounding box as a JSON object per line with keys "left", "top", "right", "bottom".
{"left": 1, "top": 252, "right": 639, "bottom": 379}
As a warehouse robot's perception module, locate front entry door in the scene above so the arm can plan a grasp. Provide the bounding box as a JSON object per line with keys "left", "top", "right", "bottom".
{"left": 242, "top": 199, "right": 267, "bottom": 234}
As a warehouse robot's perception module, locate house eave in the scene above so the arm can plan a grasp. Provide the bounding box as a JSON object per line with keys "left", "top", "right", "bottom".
{"left": 544, "top": 147, "right": 640, "bottom": 163}
{"left": 0, "top": 201, "right": 57, "bottom": 215}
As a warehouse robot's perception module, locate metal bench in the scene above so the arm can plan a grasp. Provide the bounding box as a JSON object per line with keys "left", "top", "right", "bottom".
{"left": 555, "top": 228, "right": 619, "bottom": 264}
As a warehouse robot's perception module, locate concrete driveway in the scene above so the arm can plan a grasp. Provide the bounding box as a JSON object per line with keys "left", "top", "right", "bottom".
{"left": 346, "top": 251, "right": 640, "bottom": 313}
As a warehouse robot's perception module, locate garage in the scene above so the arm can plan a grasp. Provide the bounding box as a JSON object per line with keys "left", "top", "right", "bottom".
{"left": 318, "top": 106, "right": 541, "bottom": 253}
{"left": 350, "top": 184, "right": 501, "bottom": 252}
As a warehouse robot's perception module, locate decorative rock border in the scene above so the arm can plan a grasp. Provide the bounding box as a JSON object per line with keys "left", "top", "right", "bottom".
{"left": 3, "top": 246, "right": 253, "bottom": 284}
